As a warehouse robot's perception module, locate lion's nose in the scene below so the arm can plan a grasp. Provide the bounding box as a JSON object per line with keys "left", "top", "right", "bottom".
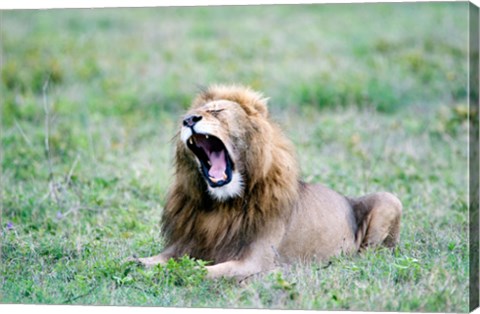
{"left": 183, "top": 115, "right": 203, "bottom": 127}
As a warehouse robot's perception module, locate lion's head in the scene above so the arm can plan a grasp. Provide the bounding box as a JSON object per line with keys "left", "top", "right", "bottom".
{"left": 161, "top": 85, "right": 300, "bottom": 263}
{"left": 179, "top": 85, "right": 282, "bottom": 201}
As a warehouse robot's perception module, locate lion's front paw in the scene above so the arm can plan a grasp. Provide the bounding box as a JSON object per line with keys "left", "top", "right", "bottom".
{"left": 123, "top": 255, "right": 144, "bottom": 266}
{"left": 125, "top": 254, "right": 169, "bottom": 267}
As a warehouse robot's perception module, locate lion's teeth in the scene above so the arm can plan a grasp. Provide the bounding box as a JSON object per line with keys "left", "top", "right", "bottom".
{"left": 209, "top": 173, "right": 227, "bottom": 183}
{"left": 205, "top": 135, "right": 209, "bottom": 139}
{"left": 207, "top": 161, "right": 211, "bottom": 166}
{"left": 189, "top": 138, "right": 193, "bottom": 145}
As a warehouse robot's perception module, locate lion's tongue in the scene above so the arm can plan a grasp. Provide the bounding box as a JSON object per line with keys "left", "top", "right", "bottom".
{"left": 208, "top": 150, "right": 226, "bottom": 180}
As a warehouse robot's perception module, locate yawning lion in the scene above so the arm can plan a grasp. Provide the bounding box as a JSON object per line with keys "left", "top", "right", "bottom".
{"left": 134, "top": 85, "right": 402, "bottom": 279}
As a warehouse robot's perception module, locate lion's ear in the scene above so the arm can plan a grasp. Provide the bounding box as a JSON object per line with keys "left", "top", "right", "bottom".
{"left": 252, "top": 97, "right": 269, "bottom": 117}
{"left": 237, "top": 87, "right": 269, "bottom": 117}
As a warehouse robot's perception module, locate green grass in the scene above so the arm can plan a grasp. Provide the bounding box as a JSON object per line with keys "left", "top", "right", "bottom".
{"left": 0, "top": 3, "right": 471, "bottom": 312}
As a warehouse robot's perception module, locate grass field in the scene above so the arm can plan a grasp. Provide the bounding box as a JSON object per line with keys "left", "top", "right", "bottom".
{"left": 0, "top": 2, "right": 472, "bottom": 312}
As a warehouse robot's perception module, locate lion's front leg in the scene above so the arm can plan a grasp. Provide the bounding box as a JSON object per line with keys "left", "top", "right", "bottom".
{"left": 205, "top": 231, "right": 283, "bottom": 280}
{"left": 206, "top": 259, "right": 265, "bottom": 280}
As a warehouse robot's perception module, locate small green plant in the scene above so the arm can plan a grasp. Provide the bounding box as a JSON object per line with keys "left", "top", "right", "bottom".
{"left": 393, "top": 255, "right": 421, "bottom": 283}
{"left": 156, "top": 256, "right": 209, "bottom": 287}
{"left": 272, "top": 272, "right": 299, "bottom": 301}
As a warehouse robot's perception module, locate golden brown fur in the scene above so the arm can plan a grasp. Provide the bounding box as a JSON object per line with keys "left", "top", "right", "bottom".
{"left": 133, "top": 85, "right": 402, "bottom": 280}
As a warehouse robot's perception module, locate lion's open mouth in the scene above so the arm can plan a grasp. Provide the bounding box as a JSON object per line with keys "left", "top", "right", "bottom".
{"left": 187, "top": 133, "right": 234, "bottom": 188}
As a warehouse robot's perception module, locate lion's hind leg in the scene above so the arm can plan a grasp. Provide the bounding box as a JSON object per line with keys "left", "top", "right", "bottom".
{"left": 350, "top": 192, "right": 402, "bottom": 250}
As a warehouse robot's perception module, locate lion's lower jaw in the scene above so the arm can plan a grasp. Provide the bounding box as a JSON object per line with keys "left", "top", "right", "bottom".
{"left": 207, "top": 171, "right": 244, "bottom": 201}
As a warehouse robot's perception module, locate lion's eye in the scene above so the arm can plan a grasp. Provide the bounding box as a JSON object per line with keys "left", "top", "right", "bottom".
{"left": 208, "top": 109, "right": 224, "bottom": 117}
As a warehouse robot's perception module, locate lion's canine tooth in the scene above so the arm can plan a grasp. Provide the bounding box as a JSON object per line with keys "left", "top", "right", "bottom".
{"left": 207, "top": 161, "right": 211, "bottom": 166}
{"left": 189, "top": 138, "right": 193, "bottom": 145}
{"left": 205, "top": 135, "right": 209, "bottom": 139}
{"left": 209, "top": 173, "right": 226, "bottom": 183}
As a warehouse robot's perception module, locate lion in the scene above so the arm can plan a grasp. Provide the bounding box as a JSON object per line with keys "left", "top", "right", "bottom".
{"left": 133, "top": 85, "right": 402, "bottom": 280}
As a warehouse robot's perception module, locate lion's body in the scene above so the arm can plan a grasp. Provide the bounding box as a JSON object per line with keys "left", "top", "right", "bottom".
{"left": 135, "top": 85, "right": 402, "bottom": 280}
{"left": 278, "top": 183, "right": 358, "bottom": 263}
